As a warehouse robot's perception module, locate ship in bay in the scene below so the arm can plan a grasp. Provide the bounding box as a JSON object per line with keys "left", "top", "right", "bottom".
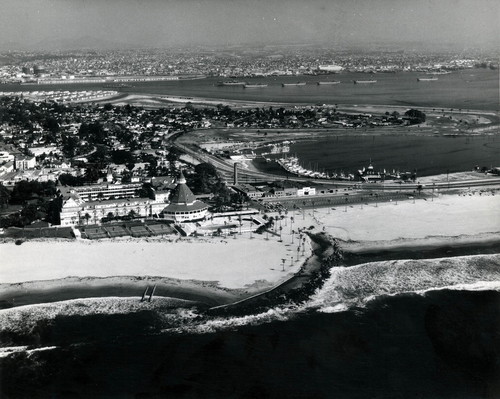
{"left": 417, "top": 77, "right": 438, "bottom": 81}
{"left": 282, "top": 82, "right": 306, "bottom": 87}
{"left": 217, "top": 80, "right": 247, "bottom": 86}
{"left": 353, "top": 80, "right": 377, "bottom": 84}
{"left": 244, "top": 83, "right": 268, "bottom": 88}
{"left": 317, "top": 81, "right": 341, "bottom": 85}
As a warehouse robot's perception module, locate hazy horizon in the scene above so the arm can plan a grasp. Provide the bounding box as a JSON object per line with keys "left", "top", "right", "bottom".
{"left": 1, "top": 0, "right": 499, "bottom": 51}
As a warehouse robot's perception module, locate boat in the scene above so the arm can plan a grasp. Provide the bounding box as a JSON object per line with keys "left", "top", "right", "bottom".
{"left": 357, "top": 162, "right": 413, "bottom": 182}
{"left": 357, "top": 163, "right": 384, "bottom": 181}
{"left": 353, "top": 80, "right": 377, "bottom": 84}
{"left": 217, "top": 80, "right": 247, "bottom": 86}
{"left": 276, "top": 156, "right": 331, "bottom": 180}
{"left": 103, "top": 83, "right": 133, "bottom": 88}
{"left": 317, "top": 81, "right": 340, "bottom": 85}
{"left": 417, "top": 77, "right": 438, "bottom": 81}
{"left": 244, "top": 83, "right": 268, "bottom": 88}
{"left": 282, "top": 82, "right": 306, "bottom": 87}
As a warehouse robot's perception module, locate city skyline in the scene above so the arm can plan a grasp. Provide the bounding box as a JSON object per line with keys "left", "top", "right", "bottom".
{"left": 1, "top": 0, "right": 499, "bottom": 50}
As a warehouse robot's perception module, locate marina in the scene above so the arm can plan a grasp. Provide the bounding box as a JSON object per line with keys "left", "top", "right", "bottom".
{"left": 275, "top": 155, "right": 351, "bottom": 180}
{"left": 255, "top": 134, "right": 500, "bottom": 180}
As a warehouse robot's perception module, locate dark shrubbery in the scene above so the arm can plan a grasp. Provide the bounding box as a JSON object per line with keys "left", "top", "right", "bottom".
{"left": 405, "top": 109, "right": 426, "bottom": 124}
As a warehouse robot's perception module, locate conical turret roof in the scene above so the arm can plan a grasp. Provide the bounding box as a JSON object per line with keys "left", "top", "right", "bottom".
{"left": 162, "top": 170, "right": 209, "bottom": 217}
{"left": 169, "top": 170, "right": 196, "bottom": 205}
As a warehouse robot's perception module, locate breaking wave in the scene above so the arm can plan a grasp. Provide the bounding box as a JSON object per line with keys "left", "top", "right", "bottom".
{"left": 1, "top": 254, "right": 499, "bottom": 341}
{"left": 0, "top": 296, "right": 200, "bottom": 343}
{"left": 306, "top": 253, "right": 500, "bottom": 313}
{"left": 171, "top": 254, "right": 500, "bottom": 333}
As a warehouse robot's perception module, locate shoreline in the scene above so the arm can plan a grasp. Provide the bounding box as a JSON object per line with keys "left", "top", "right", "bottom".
{"left": 0, "top": 275, "right": 242, "bottom": 310}
{"left": 341, "top": 231, "right": 500, "bottom": 254}
{"left": 1, "top": 229, "right": 499, "bottom": 312}
{"left": 1, "top": 193, "right": 499, "bottom": 312}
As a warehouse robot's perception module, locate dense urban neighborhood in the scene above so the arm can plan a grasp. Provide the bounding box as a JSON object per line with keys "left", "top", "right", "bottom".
{"left": 0, "top": 46, "right": 497, "bottom": 84}
{"left": 0, "top": 92, "right": 434, "bottom": 230}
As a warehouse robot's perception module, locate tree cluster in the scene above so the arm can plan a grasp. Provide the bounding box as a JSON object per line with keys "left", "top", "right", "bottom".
{"left": 404, "top": 109, "right": 426, "bottom": 124}
{"left": 0, "top": 181, "right": 60, "bottom": 228}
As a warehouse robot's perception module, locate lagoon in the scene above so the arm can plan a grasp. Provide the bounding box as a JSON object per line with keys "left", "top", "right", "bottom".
{"left": 268, "top": 134, "right": 500, "bottom": 177}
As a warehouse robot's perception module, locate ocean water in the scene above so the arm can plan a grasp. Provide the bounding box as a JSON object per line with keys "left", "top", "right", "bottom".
{"left": 1, "top": 255, "right": 499, "bottom": 398}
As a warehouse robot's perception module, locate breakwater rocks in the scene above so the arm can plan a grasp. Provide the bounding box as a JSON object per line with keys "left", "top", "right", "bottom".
{"left": 208, "top": 232, "right": 343, "bottom": 317}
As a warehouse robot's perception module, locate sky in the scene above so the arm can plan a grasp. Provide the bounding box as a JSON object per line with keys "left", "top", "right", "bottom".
{"left": 1, "top": 0, "right": 498, "bottom": 49}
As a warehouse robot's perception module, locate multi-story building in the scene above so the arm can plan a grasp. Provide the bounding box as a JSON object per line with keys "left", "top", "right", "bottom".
{"left": 15, "top": 155, "right": 36, "bottom": 170}
{"left": 59, "top": 195, "right": 168, "bottom": 226}
{"left": 59, "top": 182, "right": 144, "bottom": 202}
{"left": 58, "top": 182, "right": 170, "bottom": 226}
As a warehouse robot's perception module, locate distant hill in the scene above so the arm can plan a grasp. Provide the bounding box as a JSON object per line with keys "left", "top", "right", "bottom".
{"left": 0, "top": 36, "right": 141, "bottom": 52}
{"left": 31, "top": 35, "right": 139, "bottom": 51}
{"left": 0, "top": 41, "right": 25, "bottom": 52}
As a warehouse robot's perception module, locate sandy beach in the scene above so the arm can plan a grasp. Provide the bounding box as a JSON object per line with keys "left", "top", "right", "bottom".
{"left": 0, "top": 234, "right": 308, "bottom": 288}
{"left": 289, "top": 191, "right": 499, "bottom": 244}
{"left": 1, "top": 192, "right": 498, "bottom": 309}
